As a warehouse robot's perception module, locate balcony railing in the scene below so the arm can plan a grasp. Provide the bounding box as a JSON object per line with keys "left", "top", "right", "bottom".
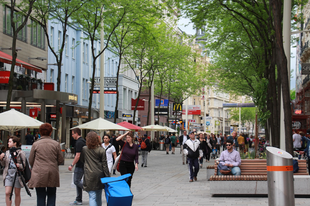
{"left": 0, "top": 73, "right": 43, "bottom": 91}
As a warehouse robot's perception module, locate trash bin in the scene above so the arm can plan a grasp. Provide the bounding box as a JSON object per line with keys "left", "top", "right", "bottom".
{"left": 266, "top": 147, "right": 294, "bottom": 206}
{"left": 159, "top": 140, "right": 164, "bottom": 151}
{"left": 60, "top": 143, "right": 65, "bottom": 165}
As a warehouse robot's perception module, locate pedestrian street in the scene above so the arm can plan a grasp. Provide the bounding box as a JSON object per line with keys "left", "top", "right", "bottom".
{"left": 0, "top": 148, "right": 309, "bottom": 206}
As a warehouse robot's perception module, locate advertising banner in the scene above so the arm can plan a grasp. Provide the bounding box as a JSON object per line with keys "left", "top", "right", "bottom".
{"left": 182, "top": 105, "right": 201, "bottom": 115}
{"left": 131, "top": 98, "right": 145, "bottom": 110}
{"left": 0, "top": 71, "right": 10, "bottom": 84}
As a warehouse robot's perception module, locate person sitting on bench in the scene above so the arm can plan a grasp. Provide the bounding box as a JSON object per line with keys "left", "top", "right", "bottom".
{"left": 217, "top": 139, "right": 241, "bottom": 176}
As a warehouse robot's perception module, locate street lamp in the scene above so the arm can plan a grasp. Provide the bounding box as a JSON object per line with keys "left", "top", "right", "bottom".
{"left": 29, "top": 57, "right": 47, "bottom": 61}
{"left": 0, "top": 47, "right": 21, "bottom": 51}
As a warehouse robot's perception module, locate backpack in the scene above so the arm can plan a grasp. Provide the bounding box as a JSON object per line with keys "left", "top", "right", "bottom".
{"left": 293, "top": 159, "right": 299, "bottom": 173}
{"left": 141, "top": 139, "right": 147, "bottom": 149}
{"left": 20, "top": 156, "right": 31, "bottom": 183}
{"left": 165, "top": 137, "right": 170, "bottom": 144}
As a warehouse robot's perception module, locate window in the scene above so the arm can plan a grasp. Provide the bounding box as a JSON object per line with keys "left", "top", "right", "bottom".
{"left": 3, "top": 6, "right": 27, "bottom": 42}
{"left": 50, "top": 27, "right": 54, "bottom": 48}
{"left": 193, "top": 99, "right": 195, "bottom": 105}
{"left": 65, "top": 74, "right": 68, "bottom": 92}
{"left": 82, "top": 78, "right": 85, "bottom": 99}
{"left": 31, "top": 20, "right": 45, "bottom": 49}
{"left": 112, "top": 60, "right": 114, "bottom": 76}
{"left": 72, "top": 38, "right": 75, "bottom": 59}
{"left": 58, "top": 31, "right": 61, "bottom": 51}
{"left": 84, "top": 79, "right": 88, "bottom": 99}
{"left": 65, "top": 35, "right": 68, "bottom": 56}
{"left": 85, "top": 44, "right": 88, "bottom": 64}
{"left": 218, "top": 110, "right": 220, "bottom": 117}
{"left": 83, "top": 42, "right": 85, "bottom": 63}
{"left": 71, "top": 76, "right": 74, "bottom": 93}
{"left": 50, "top": 69, "right": 54, "bottom": 82}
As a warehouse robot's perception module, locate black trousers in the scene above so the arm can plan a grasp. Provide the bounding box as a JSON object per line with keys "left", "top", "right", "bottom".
{"left": 119, "top": 160, "right": 135, "bottom": 187}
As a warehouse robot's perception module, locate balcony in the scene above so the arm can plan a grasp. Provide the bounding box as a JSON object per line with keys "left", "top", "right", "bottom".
{"left": 0, "top": 73, "right": 43, "bottom": 91}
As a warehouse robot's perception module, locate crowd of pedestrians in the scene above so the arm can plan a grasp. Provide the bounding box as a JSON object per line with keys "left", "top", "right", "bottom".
{"left": 0, "top": 126, "right": 256, "bottom": 205}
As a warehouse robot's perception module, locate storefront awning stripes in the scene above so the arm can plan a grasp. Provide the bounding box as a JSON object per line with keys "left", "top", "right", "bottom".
{"left": 0, "top": 51, "right": 42, "bottom": 73}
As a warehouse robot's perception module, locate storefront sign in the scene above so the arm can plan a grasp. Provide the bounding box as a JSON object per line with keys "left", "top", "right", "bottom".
{"left": 155, "top": 99, "right": 169, "bottom": 107}
{"left": 182, "top": 105, "right": 201, "bottom": 115}
{"left": 29, "top": 108, "right": 38, "bottom": 118}
{"left": 0, "top": 71, "right": 10, "bottom": 84}
{"left": 131, "top": 98, "right": 145, "bottom": 110}
{"left": 122, "top": 114, "right": 132, "bottom": 118}
{"left": 154, "top": 108, "right": 168, "bottom": 115}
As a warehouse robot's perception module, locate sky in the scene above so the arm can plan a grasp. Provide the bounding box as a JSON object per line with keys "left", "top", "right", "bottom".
{"left": 177, "top": 18, "right": 297, "bottom": 90}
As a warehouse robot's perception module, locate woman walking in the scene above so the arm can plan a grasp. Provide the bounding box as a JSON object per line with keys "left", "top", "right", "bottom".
{"left": 102, "top": 135, "right": 117, "bottom": 174}
{"left": 81, "top": 131, "right": 110, "bottom": 206}
{"left": 205, "top": 134, "right": 212, "bottom": 162}
{"left": 0, "top": 136, "right": 26, "bottom": 206}
{"left": 198, "top": 134, "right": 207, "bottom": 168}
{"left": 116, "top": 131, "right": 139, "bottom": 187}
{"left": 28, "top": 123, "right": 64, "bottom": 206}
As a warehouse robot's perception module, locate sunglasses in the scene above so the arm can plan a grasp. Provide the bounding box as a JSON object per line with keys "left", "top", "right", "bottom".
{"left": 226, "top": 144, "right": 232, "bottom": 146}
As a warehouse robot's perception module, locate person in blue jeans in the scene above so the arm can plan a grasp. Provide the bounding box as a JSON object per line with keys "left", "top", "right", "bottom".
{"left": 80, "top": 131, "right": 110, "bottom": 206}
{"left": 68, "top": 128, "right": 86, "bottom": 205}
{"left": 217, "top": 139, "right": 241, "bottom": 175}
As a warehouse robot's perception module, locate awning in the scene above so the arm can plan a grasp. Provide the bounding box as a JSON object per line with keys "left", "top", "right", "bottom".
{"left": 0, "top": 51, "right": 42, "bottom": 73}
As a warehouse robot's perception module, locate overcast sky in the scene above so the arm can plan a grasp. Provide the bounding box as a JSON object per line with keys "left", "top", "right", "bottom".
{"left": 177, "top": 18, "right": 297, "bottom": 90}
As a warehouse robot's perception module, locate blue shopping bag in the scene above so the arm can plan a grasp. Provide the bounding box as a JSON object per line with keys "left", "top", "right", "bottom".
{"left": 101, "top": 174, "right": 133, "bottom": 206}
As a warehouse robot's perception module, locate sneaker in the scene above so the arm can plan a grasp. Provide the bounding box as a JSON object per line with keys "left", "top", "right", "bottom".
{"left": 144, "top": 165, "right": 147, "bottom": 167}
{"left": 70, "top": 201, "right": 82, "bottom": 205}
{"left": 141, "top": 163, "right": 144, "bottom": 167}
{"left": 189, "top": 179, "right": 193, "bottom": 182}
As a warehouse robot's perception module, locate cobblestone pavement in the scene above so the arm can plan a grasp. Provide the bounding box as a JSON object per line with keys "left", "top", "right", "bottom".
{"left": 0, "top": 148, "right": 309, "bottom": 205}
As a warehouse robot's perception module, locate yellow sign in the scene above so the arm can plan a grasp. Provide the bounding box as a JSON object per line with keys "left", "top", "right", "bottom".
{"left": 68, "top": 95, "right": 77, "bottom": 101}
{"left": 173, "top": 103, "right": 182, "bottom": 111}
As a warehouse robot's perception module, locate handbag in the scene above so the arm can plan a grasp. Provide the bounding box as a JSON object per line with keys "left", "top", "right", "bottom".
{"left": 20, "top": 156, "right": 31, "bottom": 183}
{"left": 217, "top": 162, "right": 231, "bottom": 175}
{"left": 116, "top": 142, "right": 126, "bottom": 172}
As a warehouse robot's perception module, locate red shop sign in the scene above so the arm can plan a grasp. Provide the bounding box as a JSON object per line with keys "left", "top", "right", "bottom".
{"left": 0, "top": 71, "right": 10, "bottom": 84}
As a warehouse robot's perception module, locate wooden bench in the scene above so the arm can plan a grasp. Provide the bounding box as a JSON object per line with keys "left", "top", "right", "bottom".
{"left": 209, "top": 159, "right": 308, "bottom": 181}
{"left": 208, "top": 159, "right": 310, "bottom": 196}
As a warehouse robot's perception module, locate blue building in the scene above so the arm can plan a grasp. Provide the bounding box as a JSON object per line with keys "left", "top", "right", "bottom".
{"left": 46, "top": 19, "right": 139, "bottom": 143}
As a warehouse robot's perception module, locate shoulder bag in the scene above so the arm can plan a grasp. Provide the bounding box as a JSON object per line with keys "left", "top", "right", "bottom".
{"left": 114, "top": 142, "right": 126, "bottom": 172}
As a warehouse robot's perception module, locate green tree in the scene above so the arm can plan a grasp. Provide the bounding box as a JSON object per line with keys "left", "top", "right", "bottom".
{"left": 229, "top": 107, "right": 256, "bottom": 126}
{"left": 5, "top": 0, "right": 36, "bottom": 110}
{"left": 32, "top": 0, "right": 85, "bottom": 139}
{"left": 175, "top": 0, "right": 305, "bottom": 154}
{"left": 290, "top": 89, "right": 296, "bottom": 101}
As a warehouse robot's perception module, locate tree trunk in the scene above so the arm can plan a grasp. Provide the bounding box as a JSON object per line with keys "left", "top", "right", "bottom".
{"left": 270, "top": 0, "right": 293, "bottom": 154}
{"left": 146, "top": 85, "right": 151, "bottom": 126}
{"left": 114, "top": 53, "right": 122, "bottom": 123}
{"left": 88, "top": 59, "right": 97, "bottom": 121}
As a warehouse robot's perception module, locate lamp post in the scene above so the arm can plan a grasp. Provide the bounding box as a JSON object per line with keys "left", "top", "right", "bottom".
{"left": 100, "top": 22, "right": 105, "bottom": 119}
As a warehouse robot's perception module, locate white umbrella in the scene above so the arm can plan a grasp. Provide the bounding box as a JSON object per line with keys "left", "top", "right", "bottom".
{"left": 0, "top": 109, "right": 45, "bottom": 134}
{"left": 71, "top": 117, "right": 129, "bottom": 131}
{"left": 163, "top": 126, "right": 178, "bottom": 133}
{"left": 142, "top": 125, "right": 170, "bottom": 132}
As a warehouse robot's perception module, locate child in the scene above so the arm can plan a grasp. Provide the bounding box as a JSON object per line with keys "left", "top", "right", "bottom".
{"left": 212, "top": 147, "right": 218, "bottom": 159}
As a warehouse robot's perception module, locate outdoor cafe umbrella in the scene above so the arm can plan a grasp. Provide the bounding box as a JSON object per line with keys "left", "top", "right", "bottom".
{"left": 117, "top": 121, "right": 143, "bottom": 131}
{"left": 142, "top": 125, "right": 170, "bottom": 132}
{"left": 0, "top": 109, "right": 45, "bottom": 134}
{"left": 163, "top": 126, "right": 178, "bottom": 133}
{"left": 71, "top": 117, "right": 129, "bottom": 131}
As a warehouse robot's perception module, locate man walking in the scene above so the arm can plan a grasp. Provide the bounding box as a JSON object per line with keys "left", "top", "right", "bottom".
{"left": 183, "top": 132, "right": 203, "bottom": 182}
{"left": 68, "top": 128, "right": 86, "bottom": 205}
{"left": 218, "top": 139, "right": 241, "bottom": 176}
{"left": 141, "top": 134, "right": 151, "bottom": 167}
{"left": 179, "top": 130, "right": 189, "bottom": 165}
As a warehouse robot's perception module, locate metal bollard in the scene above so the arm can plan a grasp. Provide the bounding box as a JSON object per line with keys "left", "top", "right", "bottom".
{"left": 159, "top": 140, "right": 164, "bottom": 150}
{"left": 60, "top": 143, "right": 65, "bottom": 165}
{"left": 266, "top": 147, "right": 294, "bottom": 206}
